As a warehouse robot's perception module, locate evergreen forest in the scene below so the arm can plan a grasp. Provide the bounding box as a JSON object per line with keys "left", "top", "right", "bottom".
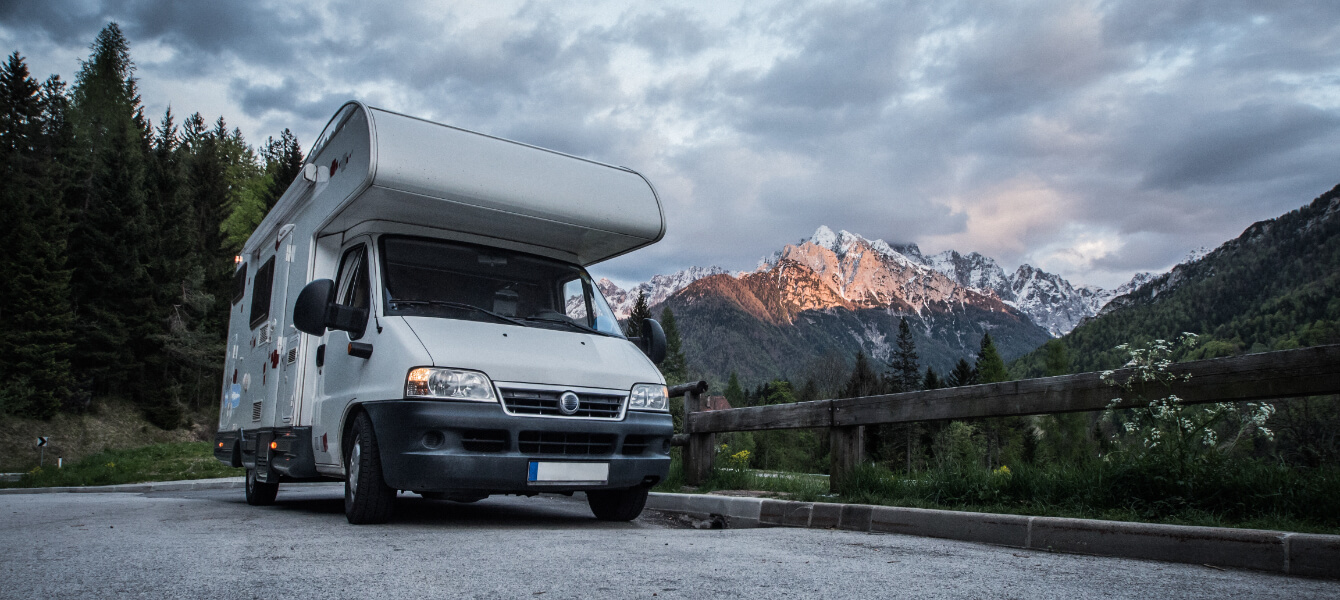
{"left": 0, "top": 25, "right": 304, "bottom": 427}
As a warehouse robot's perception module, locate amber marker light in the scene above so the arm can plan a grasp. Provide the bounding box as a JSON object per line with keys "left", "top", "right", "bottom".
{"left": 270, "top": 441, "right": 277, "bottom": 450}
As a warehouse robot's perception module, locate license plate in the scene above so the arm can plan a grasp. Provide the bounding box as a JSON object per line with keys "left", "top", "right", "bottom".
{"left": 527, "top": 461, "right": 609, "bottom": 485}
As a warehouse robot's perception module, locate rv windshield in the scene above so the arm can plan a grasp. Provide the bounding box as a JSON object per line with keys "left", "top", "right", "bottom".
{"left": 379, "top": 236, "right": 624, "bottom": 337}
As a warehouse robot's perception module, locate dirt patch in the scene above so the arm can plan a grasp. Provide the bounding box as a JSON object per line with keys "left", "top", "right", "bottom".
{"left": 0, "top": 400, "right": 213, "bottom": 471}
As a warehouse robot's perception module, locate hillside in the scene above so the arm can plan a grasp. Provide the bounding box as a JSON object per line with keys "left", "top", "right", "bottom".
{"left": 1014, "top": 184, "right": 1340, "bottom": 376}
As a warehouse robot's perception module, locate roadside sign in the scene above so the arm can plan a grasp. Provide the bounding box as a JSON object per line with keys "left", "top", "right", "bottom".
{"left": 37, "top": 437, "right": 49, "bottom": 467}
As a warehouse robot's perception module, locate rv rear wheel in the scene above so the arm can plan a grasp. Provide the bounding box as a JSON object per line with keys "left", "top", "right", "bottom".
{"left": 244, "top": 468, "right": 278, "bottom": 506}
{"left": 586, "top": 485, "right": 650, "bottom": 521}
{"left": 345, "top": 413, "right": 396, "bottom": 524}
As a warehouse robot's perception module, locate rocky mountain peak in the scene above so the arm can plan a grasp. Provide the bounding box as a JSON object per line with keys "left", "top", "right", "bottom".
{"left": 601, "top": 225, "right": 1164, "bottom": 336}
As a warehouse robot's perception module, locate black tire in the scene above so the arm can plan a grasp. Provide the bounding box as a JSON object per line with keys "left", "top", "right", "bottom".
{"left": 245, "top": 468, "right": 278, "bottom": 506}
{"left": 587, "top": 486, "right": 650, "bottom": 521}
{"left": 345, "top": 413, "right": 396, "bottom": 524}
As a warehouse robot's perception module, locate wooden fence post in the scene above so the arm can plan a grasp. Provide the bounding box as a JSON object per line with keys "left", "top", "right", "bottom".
{"left": 829, "top": 425, "right": 864, "bottom": 494}
{"left": 682, "top": 385, "right": 715, "bottom": 487}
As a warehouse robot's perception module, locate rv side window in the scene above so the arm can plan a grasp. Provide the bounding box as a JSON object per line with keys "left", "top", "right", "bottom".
{"left": 249, "top": 257, "right": 276, "bottom": 329}
{"left": 335, "top": 245, "right": 371, "bottom": 338}
{"left": 231, "top": 265, "right": 247, "bottom": 305}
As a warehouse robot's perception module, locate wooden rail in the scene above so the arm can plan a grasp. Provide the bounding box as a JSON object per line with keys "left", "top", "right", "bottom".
{"left": 674, "top": 344, "right": 1340, "bottom": 492}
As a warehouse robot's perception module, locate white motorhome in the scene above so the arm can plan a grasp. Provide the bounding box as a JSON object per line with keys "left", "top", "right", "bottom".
{"left": 215, "top": 101, "right": 672, "bottom": 524}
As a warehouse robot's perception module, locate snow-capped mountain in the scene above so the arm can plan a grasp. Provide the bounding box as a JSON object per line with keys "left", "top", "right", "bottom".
{"left": 600, "top": 226, "right": 1155, "bottom": 337}
{"left": 599, "top": 266, "right": 730, "bottom": 317}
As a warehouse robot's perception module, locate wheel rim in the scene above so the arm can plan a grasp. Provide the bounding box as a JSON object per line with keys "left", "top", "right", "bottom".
{"left": 348, "top": 435, "right": 362, "bottom": 501}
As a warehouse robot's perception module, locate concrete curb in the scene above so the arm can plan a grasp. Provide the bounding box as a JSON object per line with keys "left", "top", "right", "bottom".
{"left": 647, "top": 492, "right": 1340, "bottom": 579}
{"left": 0, "top": 477, "right": 246, "bottom": 495}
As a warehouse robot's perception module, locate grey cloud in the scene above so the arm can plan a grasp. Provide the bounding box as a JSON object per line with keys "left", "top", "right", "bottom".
{"left": 1103, "top": 0, "right": 1340, "bottom": 60}
{"left": 0, "top": 1, "right": 111, "bottom": 45}
{"left": 1141, "top": 103, "right": 1340, "bottom": 190}
{"left": 5, "top": 0, "right": 1339, "bottom": 291}
{"left": 0, "top": 0, "right": 316, "bottom": 68}
{"left": 938, "top": 1, "right": 1131, "bottom": 117}
{"left": 230, "top": 77, "right": 347, "bottom": 122}
{"left": 616, "top": 9, "right": 710, "bottom": 61}
{"left": 721, "top": 2, "right": 934, "bottom": 142}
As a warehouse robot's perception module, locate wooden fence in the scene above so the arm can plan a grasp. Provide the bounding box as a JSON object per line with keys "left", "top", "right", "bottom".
{"left": 668, "top": 344, "right": 1340, "bottom": 492}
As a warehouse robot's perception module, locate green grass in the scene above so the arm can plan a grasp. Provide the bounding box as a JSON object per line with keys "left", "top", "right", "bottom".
{"left": 837, "top": 460, "right": 1340, "bottom": 535}
{"left": 653, "top": 449, "right": 832, "bottom": 500}
{"left": 1, "top": 441, "right": 242, "bottom": 489}
{"left": 656, "top": 455, "right": 1340, "bottom": 535}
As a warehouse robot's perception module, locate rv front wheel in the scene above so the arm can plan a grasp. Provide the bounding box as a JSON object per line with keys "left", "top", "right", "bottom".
{"left": 344, "top": 413, "right": 396, "bottom": 524}
{"left": 586, "top": 485, "right": 650, "bottom": 521}
{"left": 244, "top": 468, "right": 278, "bottom": 506}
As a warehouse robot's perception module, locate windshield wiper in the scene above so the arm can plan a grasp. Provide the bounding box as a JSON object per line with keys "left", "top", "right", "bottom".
{"left": 389, "top": 300, "right": 526, "bottom": 326}
{"left": 523, "top": 315, "right": 610, "bottom": 336}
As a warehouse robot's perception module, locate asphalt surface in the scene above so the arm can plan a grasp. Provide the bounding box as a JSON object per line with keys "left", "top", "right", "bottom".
{"left": 2, "top": 483, "right": 1337, "bottom": 599}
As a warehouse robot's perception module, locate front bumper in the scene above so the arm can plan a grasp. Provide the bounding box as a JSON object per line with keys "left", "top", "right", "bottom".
{"left": 361, "top": 400, "right": 673, "bottom": 494}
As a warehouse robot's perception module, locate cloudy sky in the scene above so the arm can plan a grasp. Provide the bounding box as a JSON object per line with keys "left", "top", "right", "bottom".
{"left": 3, "top": 0, "right": 1338, "bottom": 289}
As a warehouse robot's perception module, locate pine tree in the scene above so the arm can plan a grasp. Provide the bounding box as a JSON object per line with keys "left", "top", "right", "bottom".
{"left": 221, "top": 126, "right": 301, "bottom": 251}
{"left": 658, "top": 307, "right": 688, "bottom": 385}
{"left": 144, "top": 108, "right": 227, "bottom": 414}
{"left": 842, "top": 350, "right": 881, "bottom": 398}
{"left": 724, "top": 372, "right": 745, "bottom": 407}
{"left": 0, "top": 52, "right": 76, "bottom": 417}
{"left": 974, "top": 333, "right": 1021, "bottom": 469}
{"left": 948, "top": 358, "right": 976, "bottom": 387}
{"left": 1042, "top": 339, "right": 1069, "bottom": 377}
{"left": 974, "top": 332, "right": 1009, "bottom": 384}
{"left": 923, "top": 367, "right": 942, "bottom": 390}
{"left": 624, "top": 290, "right": 651, "bottom": 338}
{"left": 260, "top": 128, "right": 303, "bottom": 209}
{"left": 887, "top": 317, "right": 920, "bottom": 392}
{"left": 67, "top": 23, "right": 169, "bottom": 422}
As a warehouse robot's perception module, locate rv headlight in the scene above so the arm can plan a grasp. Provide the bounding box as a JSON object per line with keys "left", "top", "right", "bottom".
{"left": 629, "top": 384, "right": 669, "bottom": 412}
{"left": 406, "top": 367, "right": 497, "bottom": 402}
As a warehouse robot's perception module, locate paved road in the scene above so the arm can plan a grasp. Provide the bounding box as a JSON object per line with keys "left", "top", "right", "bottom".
{"left": 2, "top": 483, "right": 1337, "bottom": 599}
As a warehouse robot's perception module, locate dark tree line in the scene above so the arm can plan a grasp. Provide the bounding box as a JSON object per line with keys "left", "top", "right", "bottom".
{"left": 711, "top": 317, "right": 1019, "bottom": 473}
{"left": 0, "top": 24, "right": 303, "bottom": 427}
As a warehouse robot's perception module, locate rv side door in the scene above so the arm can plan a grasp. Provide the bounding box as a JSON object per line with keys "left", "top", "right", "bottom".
{"left": 314, "top": 240, "right": 374, "bottom": 465}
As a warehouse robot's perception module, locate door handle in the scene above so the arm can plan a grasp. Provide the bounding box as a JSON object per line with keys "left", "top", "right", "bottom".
{"left": 315, "top": 344, "right": 326, "bottom": 368}
{"left": 348, "top": 342, "right": 374, "bottom": 359}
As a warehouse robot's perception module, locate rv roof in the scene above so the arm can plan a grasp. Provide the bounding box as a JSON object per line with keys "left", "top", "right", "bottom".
{"left": 245, "top": 102, "right": 665, "bottom": 266}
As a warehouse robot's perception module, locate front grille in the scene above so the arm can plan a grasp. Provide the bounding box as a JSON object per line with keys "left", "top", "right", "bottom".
{"left": 460, "top": 429, "right": 508, "bottom": 453}
{"left": 518, "top": 431, "right": 616, "bottom": 455}
{"left": 622, "top": 435, "right": 650, "bottom": 456}
{"left": 500, "top": 388, "right": 625, "bottom": 419}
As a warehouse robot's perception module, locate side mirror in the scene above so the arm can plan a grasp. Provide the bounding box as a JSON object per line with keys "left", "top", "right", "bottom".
{"left": 294, "top": 278, "right": 370, "bottom": 338}
{"left": 637, "top": 319, "right": 667, "bottom": 365}
{"left": 293, "top": 279, "right": 335, "bottom": 336}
